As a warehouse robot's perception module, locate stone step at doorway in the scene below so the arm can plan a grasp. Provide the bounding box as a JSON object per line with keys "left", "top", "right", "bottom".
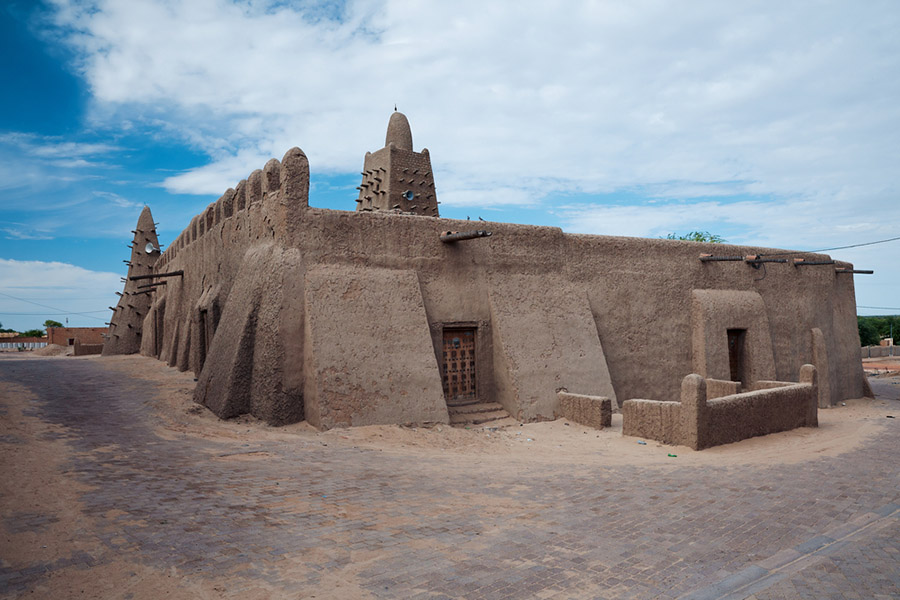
{"left": 448, "top": 401, "right": 511, "bottom": 426}
{"left": 445, "top": 396, "right": 483, "bottom": 408}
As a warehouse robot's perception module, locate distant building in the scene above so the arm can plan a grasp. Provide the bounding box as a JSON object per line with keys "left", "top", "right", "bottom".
{"left": 47, "top": 327, "right": 106, "bottom": 347}
{"left": 0, "top": 336, "right": 47, "bottom": 350}
{"left": 47, "top": 326, "right": 106, "bottom": 355}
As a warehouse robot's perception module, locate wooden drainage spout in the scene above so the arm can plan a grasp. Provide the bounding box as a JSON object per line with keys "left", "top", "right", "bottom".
{"left": 792, "top": 259, "right": 836, "bottom": 266}
{"left": 699, "top": 254, "right": 787, "bottom": 264}
{"left": 129, "top": 270, "right": 185, "bottom": 281}
{"left": 440, "top": 230, "right": 493, "bottom": 243}
{"left": 699, "top": 254, "right": 743, "bottom": 262}
{"left": 743, "top": 255, "right": 788, "bottom": 264}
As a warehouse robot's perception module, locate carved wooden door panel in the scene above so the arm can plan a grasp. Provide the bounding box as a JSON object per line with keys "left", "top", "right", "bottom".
{"left": 442, "top": 328, "right": 476, "bottom": 404}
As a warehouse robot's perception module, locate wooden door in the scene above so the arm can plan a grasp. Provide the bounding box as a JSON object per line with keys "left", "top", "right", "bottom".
{"left": 442, "top": 328, "right": 476, "bottom": 404}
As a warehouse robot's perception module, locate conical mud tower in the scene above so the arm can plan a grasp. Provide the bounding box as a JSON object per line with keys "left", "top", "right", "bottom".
{"left": 356, "top": 110, "right": 439, "bottom": 216}
{"left": 103, "top": 206, "right": 160, "bottom": 355}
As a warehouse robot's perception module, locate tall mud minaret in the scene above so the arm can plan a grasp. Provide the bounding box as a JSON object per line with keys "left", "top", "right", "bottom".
{"left": 102, "top": 206, "right": 160, "bottom": 355}
{"left": 356, "top": 110, "right": 439, "bottom": 216}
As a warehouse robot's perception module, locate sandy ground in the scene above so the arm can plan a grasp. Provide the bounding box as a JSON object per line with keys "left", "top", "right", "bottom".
{"left": 1, "top": 353, "right": 897, "bottom": 599}
{"left": 82, "top": 354, "right": 900, "bottom": 468}
{"left": 32, "top": 344, "right": 73, "bottom": 357}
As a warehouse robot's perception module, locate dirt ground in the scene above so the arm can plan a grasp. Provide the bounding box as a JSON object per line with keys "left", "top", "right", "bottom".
{"left": 28, "top": 353, "right": 899, "bottom": 469}
{"left": 862, "top": 354, "right": 900, "bottom": 375}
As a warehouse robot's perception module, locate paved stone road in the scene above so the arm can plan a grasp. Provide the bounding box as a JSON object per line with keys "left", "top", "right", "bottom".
{"left": 1, "top": 357, "right": 898, "bottom": 599}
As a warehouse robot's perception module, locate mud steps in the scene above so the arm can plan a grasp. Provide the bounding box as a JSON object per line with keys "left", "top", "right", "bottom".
{"left": 448, "top": 401, "right": 510, "bottom": 426}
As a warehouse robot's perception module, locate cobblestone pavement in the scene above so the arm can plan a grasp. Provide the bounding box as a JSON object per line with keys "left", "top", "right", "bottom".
{"left": 1, "top": 357, "right": 898, "bottom": 599}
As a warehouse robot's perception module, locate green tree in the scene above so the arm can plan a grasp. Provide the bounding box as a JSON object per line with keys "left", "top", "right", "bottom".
{"left": 665, "top": 231, "right": 727, "bottom": 243}
{"left": 18, "top": 329, "right": 45, "bottom": 338}
{"left": 858, "top": 317, "right": 880, "bottom": 346}
{"left": 43, "top": 320, "right": 63, "bottom": 329}
{"left": 858, "top": 315, "right": 899, "bottom": 345}
{"left": 0, "top": 321, "right": 17, "bottom": 333}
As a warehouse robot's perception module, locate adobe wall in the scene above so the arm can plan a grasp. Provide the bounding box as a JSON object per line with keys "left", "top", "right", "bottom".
{"left": 73, "top": 340, "right": 103, "bottom": 356}
{"left": 564, "top": 235, "right": 863, "bottom": 407}
{"left": 622, "top": 367, "right": 818, "bottom": 450}
{"left": 862, "top": 345, "right": 895, "bottom": 358}
{"left": 141, "top": 150, "right": 309, "bottom": 425}
{"left": 703, "top": 374, "right": 818, "bottom": 448}
{"left": 120, "top": 145, "right": 868, "bottom": 429}
{"left": 303, "top": 265, "right": 449, "bottom": 428}
{"left": 555, "top": 392, "right": 613, "bottom": 429}
{"left": 47, "top": 327, "right": 106, "bottom": 347}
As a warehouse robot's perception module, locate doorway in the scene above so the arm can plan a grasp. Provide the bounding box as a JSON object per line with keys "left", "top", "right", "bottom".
{"left": 727, "top": 328, "right": 747, "bottom": 386}
{"left": 154, "top": 302, "right": 166, "bottom": 357}
{"left": 441, "top": 328, "right": 477, "bottom": 404}
{"left": 198, "top": 309, "right": 209, "bottom": 368}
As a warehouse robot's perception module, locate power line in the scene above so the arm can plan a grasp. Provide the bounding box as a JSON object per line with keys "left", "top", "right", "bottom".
{"left": 0, "top": 291, "right": 108, "bottom": 321}
{"left": 809, "top": 235, "right": 900, "bottom": 253}
{"left": 762, "top": 234, "right": 900, "bottom": 257}
{"left": 6, "top": 297, "right": 115, "bottom": 301}
{"left": 0, "top": 311, "right": 109, "bottom": 315}
{"left": 858, "top": 305, "right": 900, "bottom": 311}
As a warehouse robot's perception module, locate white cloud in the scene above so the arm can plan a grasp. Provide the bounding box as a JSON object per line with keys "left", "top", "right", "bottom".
{"left": 0, "top": 259, "right": 120, "bottom": 331}
{"left": 439, "top": 186, "right": 540, "bottom": 209}
{"left": 0, "top": 133, "right": 119, "bottom": 161}
{"left": 44, "top": 1, "right": 900, "bottom": 204}
{"left": 0, "top": 132, "right": 148, "bottom": 240}
{"left": 0, "top": 133, "right": 119, "bottom": 199}
{"left": 27, "top": 141, "right": 120, "bottom": 158}
{"left": 161, "top": 147, "right": 273, "bottom": 195}
{"left": 1, "top": 225, "right": 55, "bottom": 240}
{"left": 32, "top": 0, "right": 900, "bottom": 311}
{"left": 93, "top": 190, "right": 144, "bottom": 208}
{"left": 555, "top": 187, "right": 898, "bottom": 250}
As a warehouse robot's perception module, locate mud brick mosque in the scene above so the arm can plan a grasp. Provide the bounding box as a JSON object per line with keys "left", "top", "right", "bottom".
{"left": 104, "top": 112, "right": 868, "bottom": 447}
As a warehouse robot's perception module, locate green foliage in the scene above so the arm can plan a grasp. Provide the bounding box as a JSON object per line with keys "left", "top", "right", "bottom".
{"left": 664, "top": 231, "right": 727, "bottom": 243}
{"left": 18, "top": 329, "right": 45, "bottom": 338}
{"left": 858, "top": 315, "right": 899, "bottom": 346}
{"left": 43, "top": 320, "right": 63, "bottom": 329}
{"left": 0, "top": 321, "right": 17, "bottom": 333}
{"left": 858, "top": 318, "right": 880, "bottom": 346}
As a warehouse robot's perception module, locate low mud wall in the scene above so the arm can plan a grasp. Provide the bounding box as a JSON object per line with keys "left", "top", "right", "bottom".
{"left": 74, "top": 341, "right": 103, "bottom": 356}
{"left": 862, "top": 345, "right": 895, "bottom": 358}
{"left": 555, "top": 391, "right": 612, "bottom": 429}
{"left": 622, "top": 366, "right": 818, "bottom": 450}
{"left": 706, "top": 378, "right": 740, "bottom": 399}
{"left": 621, "top": 399, "right": 682, "bottom": 445}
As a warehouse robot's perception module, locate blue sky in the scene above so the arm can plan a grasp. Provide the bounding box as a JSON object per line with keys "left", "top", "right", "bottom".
{"left": 1, "top": 0, "right": 898, "bottom": 331}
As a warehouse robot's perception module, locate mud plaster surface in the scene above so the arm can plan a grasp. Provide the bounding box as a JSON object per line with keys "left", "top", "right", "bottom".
{"left": 1, "top": 353, "right": 897, "bottom": 600}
